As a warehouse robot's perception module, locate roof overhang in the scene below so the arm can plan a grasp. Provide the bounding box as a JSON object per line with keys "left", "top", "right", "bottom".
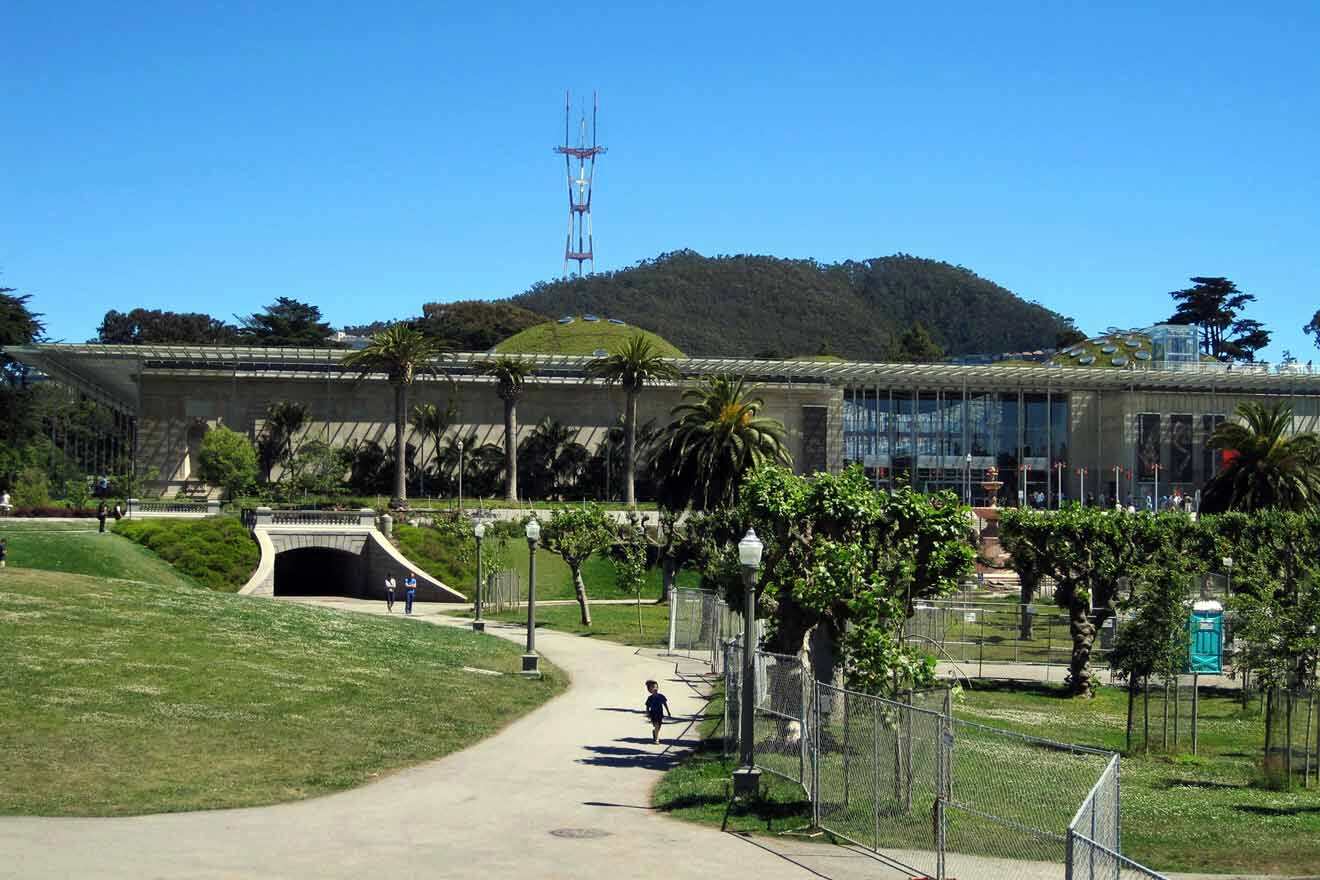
{"left": 4, "top": 343, "right": 1319, "bottom": 414}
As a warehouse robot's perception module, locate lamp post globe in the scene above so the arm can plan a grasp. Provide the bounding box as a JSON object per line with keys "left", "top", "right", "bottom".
{"left": 472, "top": 520, "right": 486, "bottom": 633}
{"left": 733, "top": 528, "right": 764, "bottom": 798}
{"left": 520, "top": 517, "right": 541, "bottom": 676}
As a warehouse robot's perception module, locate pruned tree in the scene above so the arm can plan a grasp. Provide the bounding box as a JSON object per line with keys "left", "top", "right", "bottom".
{"left": 542, "top": 504, "right": 614, "bottom": 626}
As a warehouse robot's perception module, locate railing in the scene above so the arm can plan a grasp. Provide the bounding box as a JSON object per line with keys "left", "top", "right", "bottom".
{"left": 126, "top": 498, "right": 219, "bottom": 518}
{"left": 247, "top": 507, "right": 377, "bottom": 528}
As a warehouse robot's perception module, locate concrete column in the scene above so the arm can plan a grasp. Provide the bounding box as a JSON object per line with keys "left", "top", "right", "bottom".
{"left": 379, "top": 513, "right": 393, "bottom": 537}
{"left": 127, "top": 498, "right": 139, "bottom": 519}
{"left": 255, "top": 506, "right": 273, "bottom": 527}
{"left": 358, "top": 508, "right": 376, "bottom": 529}
{"left": 206, "top": 499, "right": 222, "bottom": 517}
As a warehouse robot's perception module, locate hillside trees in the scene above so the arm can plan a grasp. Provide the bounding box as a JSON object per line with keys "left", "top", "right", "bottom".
{"left": 238, "top": 297, "right": 335, "bottom": 347}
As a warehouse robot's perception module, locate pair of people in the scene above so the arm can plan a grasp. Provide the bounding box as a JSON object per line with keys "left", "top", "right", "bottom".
{"left": 384, "top": 572, "right": 418, "bottom": 614}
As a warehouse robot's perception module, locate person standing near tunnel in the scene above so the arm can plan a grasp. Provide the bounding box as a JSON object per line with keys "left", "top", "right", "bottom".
{"left": 404, "top": 571, "right": 417, "bottom": 615}
{"left": 384, "top": 573, "right": 397, "bottom": 612}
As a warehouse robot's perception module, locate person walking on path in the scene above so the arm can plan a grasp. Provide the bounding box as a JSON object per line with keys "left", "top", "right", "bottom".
{"left": 644, "top": 679, "right": 672, "bottom": 744}
{"left": 403, "top": 572, "right": 417, "bottom": 615}
{"left": 97, "top": 501, "right": 108, "bottom": 534}
{"left": 384, "top": 574, "right": 397, "bottom": 612}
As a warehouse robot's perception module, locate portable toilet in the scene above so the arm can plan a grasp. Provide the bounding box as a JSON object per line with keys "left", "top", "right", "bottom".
{"left": 1187, "top": 599, "right": 1224, "bottom": 674}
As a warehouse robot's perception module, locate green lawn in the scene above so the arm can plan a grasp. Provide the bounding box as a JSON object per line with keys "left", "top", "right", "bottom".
{"left": 655, "top": 678, "right": 1320, "bottom": 875}
{"left": 0, "top": 520, "right": 197, "bottom": 588}
{"left": 395, "top": 522, "right": 699, "bottom": 601}
{"left": 0, "top": 568, "right": 565, "bottom": 816}
{"left": 469, "top": 602, "right": 672, "bottom": 649}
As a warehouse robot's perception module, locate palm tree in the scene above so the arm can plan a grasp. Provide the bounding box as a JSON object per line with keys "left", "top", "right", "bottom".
{"left": 474, "top": 357, "right": 535, "bottom": 502}
{"left": 653, "top": 375, "right": 792, "bottom": 511}
{"left": 340, "top": 326, "right": 449, "bottom": 507}
{"left": 410, "top": 401, "right": 452, "bottom": 496}
{"left": 586, "top": 335, "right": 680, "bottom": 507}
{"left": 1201, "top": 402, "right": 1320, "bottom": 513}
{"left": 257, "top": 400, "right": 309, "bottom": 483}
{"left": 518, "top": 417, "right": 590, "bottom": 499}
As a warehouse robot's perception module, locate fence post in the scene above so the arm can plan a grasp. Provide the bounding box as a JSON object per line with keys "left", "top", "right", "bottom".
{"left": 667, "top": 587, "right": 678, "bottom": 652}
{"left": 873, "top": 697, "right": 881, "bottom": 852}
{"left": 1065, "top": 830, "right": 1075, "bottom": 880}
{"left": 1192, "top": 673, "right": 1200, "bottom": 756}
{"left": 811, "top": 681, "right": 821, "bottom": 829}
{"left": 1089, "top": 778, "right": 1097, "bottom": 880}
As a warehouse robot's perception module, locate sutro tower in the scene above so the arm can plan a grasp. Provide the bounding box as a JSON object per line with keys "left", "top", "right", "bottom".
{"left": 554, "top": 91, "right": 606, "bottom": 277}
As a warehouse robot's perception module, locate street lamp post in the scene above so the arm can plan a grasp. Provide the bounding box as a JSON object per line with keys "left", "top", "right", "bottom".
{"left": 733, "top": 528, "right": 764, "bottom": 798}
{"left": 1076, "top": 467, "right": 1088, "bottom": 506}
{"left": 1054, "top": 461, "right": 1066, "bottom": 508}
{"left": 1153, "top": 463, "right": 1162, "bottom": 510}
{"left": 520, "top": 517, "right": 541, "bottom": 676}
{"left": 964, "top": 453, "right": 972, "bottom": 505}
{"left": 1223, "top": 556, "right": 1233, "bottom": 594}
{"left": 456, "top": 439, "right": 465, "bottom": 514}
{"left": 472, "top": 520, "right": 486, "bottom": 633}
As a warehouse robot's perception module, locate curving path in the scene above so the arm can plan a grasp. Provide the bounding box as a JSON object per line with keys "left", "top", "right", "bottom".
{"left": 0, "top": 598, "right": 905, "bottom": 880}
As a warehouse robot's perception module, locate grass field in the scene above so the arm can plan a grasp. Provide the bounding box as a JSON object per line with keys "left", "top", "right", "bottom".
{"left": 0, "top": 520, "right": 197, "bottom": 588}
{"left": 467, "top": 602, "right": 672, "bottom": 649}
{"left": 0, "top": 568, "right": 565, "bottom": 816}
{"left": 395, "top": 522, "right": 699, "bottom": 601}
{"left": 655, "top": 679, "right": 1320, "bottom": 875}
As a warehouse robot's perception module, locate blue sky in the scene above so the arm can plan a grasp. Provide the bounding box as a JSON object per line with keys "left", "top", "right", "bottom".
{"left": 3, "top": 1, "right": 1318, "bottom": 359}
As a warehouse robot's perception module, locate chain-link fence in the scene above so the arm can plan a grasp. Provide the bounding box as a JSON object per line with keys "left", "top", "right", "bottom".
{"left": 669, "top": 588, "right": 745, "bottom": 673}
{"left": 905, "top": 599, "right": 1121, "bottom": 683}
{"left": 722, "top": 643, "right": 1168, "bottom": 880}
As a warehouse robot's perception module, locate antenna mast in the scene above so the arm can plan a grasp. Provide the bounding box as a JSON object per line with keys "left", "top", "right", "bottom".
{"left": 554, "top": 90, "right": 607, "bottom": 278}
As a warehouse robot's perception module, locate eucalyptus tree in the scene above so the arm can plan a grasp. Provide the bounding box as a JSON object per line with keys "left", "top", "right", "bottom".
{"left": 587, "top": 335, "right": 680, "bottom": 506}
{"left": 475, "top": 357, "right": 535, "bottom": 502}
{"left": 1201, "top": 402, "right": 1320, "bottom": 513}
{"left": 340, "top": 326, "right": 449, "bottom": 507}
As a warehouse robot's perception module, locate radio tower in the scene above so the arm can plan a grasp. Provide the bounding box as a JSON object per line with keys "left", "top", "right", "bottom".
{"left": 554, "top": 91, "right": 606, "bottom": 277}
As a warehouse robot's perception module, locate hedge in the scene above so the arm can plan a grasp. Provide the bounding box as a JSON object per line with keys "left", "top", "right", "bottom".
{"left": 113, "top": 517, "right": 259, "bottom": 592}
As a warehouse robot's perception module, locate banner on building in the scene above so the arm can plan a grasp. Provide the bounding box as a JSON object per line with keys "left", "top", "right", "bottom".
{"left": 1137, "top": 413, "right": 1161, "bottom": 479}
{"left": 1169, "top": 414, "right": 1193, "bottom": 482}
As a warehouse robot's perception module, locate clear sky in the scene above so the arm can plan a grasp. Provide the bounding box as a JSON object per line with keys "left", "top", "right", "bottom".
{"left": 3, "top": 1, "right": 1318, "bottom": 360}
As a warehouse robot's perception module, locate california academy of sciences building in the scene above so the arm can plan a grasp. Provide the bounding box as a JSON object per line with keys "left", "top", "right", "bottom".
{"left": 10, "top": 323, "right": 1320, "bottom": 507}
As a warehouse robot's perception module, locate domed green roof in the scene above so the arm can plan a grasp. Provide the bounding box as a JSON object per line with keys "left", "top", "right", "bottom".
{"left": 493, "top": 317, "right": 685, "bottom": 358}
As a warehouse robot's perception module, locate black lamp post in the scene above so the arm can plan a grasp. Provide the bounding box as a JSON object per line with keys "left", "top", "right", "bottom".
{"left": 520, "top": 517, "right": 541, "bottom": 676}
{"left": 732, "top": 527, "right": 764, "bottom": 798}
{"left": 472, "top": 520, "right": 486, "bottom": 633}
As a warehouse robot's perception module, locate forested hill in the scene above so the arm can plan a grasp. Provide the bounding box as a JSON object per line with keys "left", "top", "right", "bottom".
{"left": 508, "top": 251, "right": 1077, "bottom": 359}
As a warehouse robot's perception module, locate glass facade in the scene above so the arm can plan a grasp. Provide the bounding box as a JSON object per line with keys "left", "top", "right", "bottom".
{"left": 842, "top": 386, "right": 1070, "bottom": 506}
{"left": 1147, "top": 323, "right": 1200, "bottom": 365}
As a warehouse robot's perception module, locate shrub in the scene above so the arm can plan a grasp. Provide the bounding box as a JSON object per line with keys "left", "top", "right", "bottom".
{"left": 114, "top": 517, "right": 259, "bottom": 592}
{"left": 7, "top": 506, "right": 98, "bottom": 518}
{"left": 11, "top": 466, "right": 51, "bottom": 508}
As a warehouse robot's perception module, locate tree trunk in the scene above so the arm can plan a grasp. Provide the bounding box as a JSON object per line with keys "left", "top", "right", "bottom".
{"left": 572, "top": 564, "right": 591, "bottom": 625}
{"left": 1018, "top": 574, "right": 1036, "bottom": 639}
{"left": 624, "top": 388, "right": 637, "bottom": 507}
{"left": 1066, "top": 598, "right": 1097, "bottom": 697}
{"left": 654, "top": 554, "right": 676, "bottom": 605}
{"left": 392, "top": 383, "right": 408, "bottom": 507}
{"left": 503, "top": 396, "right": 518, "bottom": 502}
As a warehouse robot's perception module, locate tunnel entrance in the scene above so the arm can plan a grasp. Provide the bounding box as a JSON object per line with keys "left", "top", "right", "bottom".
{"left": 274, "top": 547, "right": 366, "bottom": 597}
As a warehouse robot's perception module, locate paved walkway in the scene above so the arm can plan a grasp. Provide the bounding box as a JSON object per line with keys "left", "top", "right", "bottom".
{"left": 0, "top": 597, "right": 909, "bottom": 880}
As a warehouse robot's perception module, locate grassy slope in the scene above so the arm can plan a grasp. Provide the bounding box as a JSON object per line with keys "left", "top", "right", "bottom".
{"left": 0, "top": 568, "right": 565, "bottom": 816}
{"left": 113, "top": 517, "right": 259, "bottom": 592}
{"left": 469, "top": 602, "right": 672, "bottom": 649}
{"left": 0, "top": 520, "right": 197, "bottom": 588}
{"left": 493, "top": 319, "right": 685, "bottom": 357}
{"left": 394, "top": 522, "right": 699, "bottom": 601}
{"left": 656, "top": 680, "right": 1320, "bottom": 875}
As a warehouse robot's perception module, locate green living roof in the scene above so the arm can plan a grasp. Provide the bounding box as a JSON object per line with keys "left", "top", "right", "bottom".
{"left": 493, "top": 317, "right": 685, "bottom": 358}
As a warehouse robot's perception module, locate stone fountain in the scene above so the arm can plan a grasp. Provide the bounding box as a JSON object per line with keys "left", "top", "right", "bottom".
{"left": 973, "top": 466, "right": 1010, "bottom": 570}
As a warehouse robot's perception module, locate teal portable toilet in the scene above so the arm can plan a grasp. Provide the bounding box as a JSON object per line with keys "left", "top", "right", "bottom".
{"left": 1187, "top": 599, "right": 1224, "bottom": 674}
